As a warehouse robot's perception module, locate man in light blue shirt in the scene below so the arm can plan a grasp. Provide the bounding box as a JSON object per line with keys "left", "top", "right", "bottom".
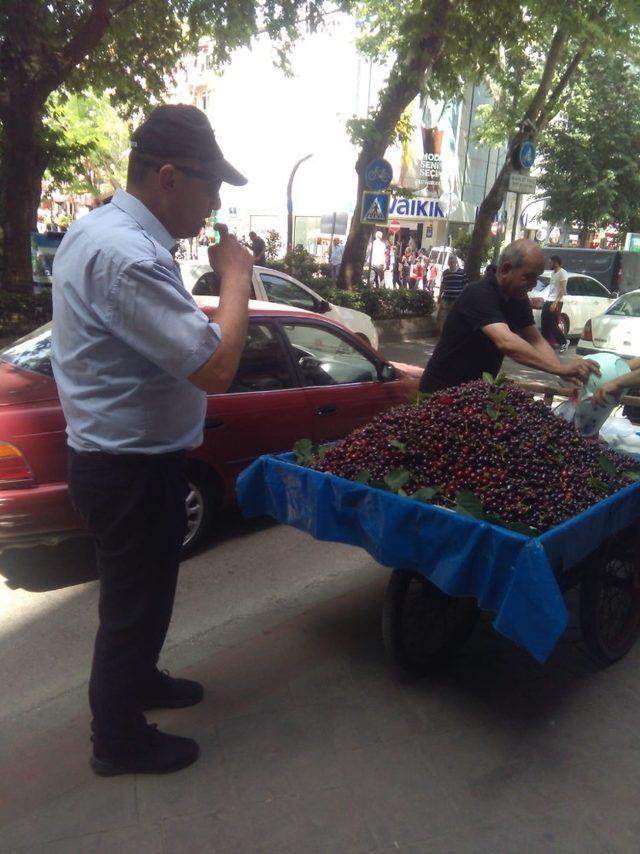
{"left": 52, "top": 104, "right": 253, "bottom": 776}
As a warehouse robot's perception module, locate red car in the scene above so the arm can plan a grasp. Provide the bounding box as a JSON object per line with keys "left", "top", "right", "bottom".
{"left": 0, "top": 299, "right": 420, "bottom": 555}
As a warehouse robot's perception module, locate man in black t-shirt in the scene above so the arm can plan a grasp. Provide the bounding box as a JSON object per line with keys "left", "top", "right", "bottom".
{"left": 420, "top": 239, "right": 599, "bottom": 393}
{"left": 249, "top": 231, "right": 266, "bottom": 265}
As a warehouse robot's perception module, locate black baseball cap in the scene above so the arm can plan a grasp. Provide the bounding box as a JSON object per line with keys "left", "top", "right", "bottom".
{"left": 131, "top": 104, "right": 247, "bottom": 186}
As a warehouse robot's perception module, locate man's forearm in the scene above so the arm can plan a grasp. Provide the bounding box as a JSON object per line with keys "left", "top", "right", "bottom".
{"left": 501, "top": 333, "right": 565, "bottom": 375}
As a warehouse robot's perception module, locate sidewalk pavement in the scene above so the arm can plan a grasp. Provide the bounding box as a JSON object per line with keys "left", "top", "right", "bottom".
{"left": 3, "top": 562, "right": 640, "bottom": 854}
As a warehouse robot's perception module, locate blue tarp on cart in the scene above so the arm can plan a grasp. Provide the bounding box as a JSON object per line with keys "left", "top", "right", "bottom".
{"left": 237, "top": 454, "right": 640, "bottom": 663}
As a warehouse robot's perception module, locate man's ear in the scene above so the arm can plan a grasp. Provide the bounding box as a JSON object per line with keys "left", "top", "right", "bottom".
{"left": 157, "top": 164, "right": 176, "bottom": 191}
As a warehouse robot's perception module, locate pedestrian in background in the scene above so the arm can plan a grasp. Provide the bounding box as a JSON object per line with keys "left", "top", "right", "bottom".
{"left": 52, "top": 103, "right": 252, "bottom": 777}
{"left": 370, "top": 230, "right": 387, "bottom": 288}
{"left": 410, "top": 256, "right": 424, "bottom": 290}
{"left": 542, "top": 254, "right": 568, "bottom": 352}
{"left": 329, "top": 237, "right": 343, "bottom": 281}
{"left": 437, "top": 255, "right": 466, "bottom": 333}
{"left": 249, "top": 230, "right": 266, "bottom": 265}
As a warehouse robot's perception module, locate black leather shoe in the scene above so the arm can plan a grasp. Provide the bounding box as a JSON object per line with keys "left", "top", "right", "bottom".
{"left": 91, "top": 725, "right": 199, "bottom": 776}
{"left": 139, "top": 669, "right": 204, "bottom": 711}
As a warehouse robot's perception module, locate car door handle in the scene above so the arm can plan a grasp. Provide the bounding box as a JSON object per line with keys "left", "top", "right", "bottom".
{"left": 316, "top": 405, "right": 337, "bottom": 416}
{"left": 205, "top": 416, "right": 225, "bottom": 428}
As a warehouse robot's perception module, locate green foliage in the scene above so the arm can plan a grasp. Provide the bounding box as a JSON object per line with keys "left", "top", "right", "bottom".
{"left": 44, "top": 91, "right": 129, "bottom": 197}
{"left": 328, "top": 287, "right": 434, "bottom": 319}
{"left": 0, "top": 291, "right": 52, "bottom": 337}
{"left": 269, "top": 247, "right": 321, "bottom": 283}
{"left": 537, "top": 52, "right": 640, "bottom": 238}
{"left": 452, "top": 229, "right": 493, "bottom": 268}
{"left": 264, "top": 230, "right": 283, "bottom": 262}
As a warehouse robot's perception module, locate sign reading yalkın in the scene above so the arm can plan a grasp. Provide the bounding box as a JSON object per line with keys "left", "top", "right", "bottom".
{"left": 389, "top": 197, "right": 445, "bottom": 219}
{"left": 361, "top": 192, "right": 390, "bottom": 225}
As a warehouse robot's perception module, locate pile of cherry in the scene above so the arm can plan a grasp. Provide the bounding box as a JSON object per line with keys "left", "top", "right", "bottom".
{"left": 309, "top": 378, "right": 639, "bottom": 533}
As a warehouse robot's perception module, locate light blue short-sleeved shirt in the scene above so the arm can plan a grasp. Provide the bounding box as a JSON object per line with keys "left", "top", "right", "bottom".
{"left": 51, "top": 189, "right": 220, "bottom": 453}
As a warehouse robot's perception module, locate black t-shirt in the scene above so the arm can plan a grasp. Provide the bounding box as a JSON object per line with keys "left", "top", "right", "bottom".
{"left": 420, "top": 271, "right": 534, "bottom": 392}
{"left": 251, "top": 236, "right": 266, "bottom": 264}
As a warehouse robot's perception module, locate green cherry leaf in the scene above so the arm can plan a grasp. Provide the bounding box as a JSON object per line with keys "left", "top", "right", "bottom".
{"left": 383, "top": 468, "right": 412, "bottom": 492}
{"left": 455, "top": 490, "right": 485, "bottom": 519}
{"left": 354, "top": 469, "right": 371, "bottom": 483}
{"left": 597, "top": 455, "right": 616, "bottom": 478}
{"left": 412, "top": 487, "right": 438, "bottom": 503}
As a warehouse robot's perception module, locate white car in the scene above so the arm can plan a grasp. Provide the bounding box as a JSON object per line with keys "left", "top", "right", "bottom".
{"left": 577, "top": 289, "right": 640, "bottom": 360}
{"left": 528, "top": 272, "right": 613, "bottom": 338}
{"left": 179, "top": 261, "right": 379, "bottom": 350}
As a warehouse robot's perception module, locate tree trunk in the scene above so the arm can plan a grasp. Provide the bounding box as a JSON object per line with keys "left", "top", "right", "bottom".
{"left": 464, "top": 150, "right": 514, "bottom": 281}
{"left": 0, "top": 96, "right": 47, "bottom": 292}
{"left": 339, "top": 148, "right": 378, "bottom": 289}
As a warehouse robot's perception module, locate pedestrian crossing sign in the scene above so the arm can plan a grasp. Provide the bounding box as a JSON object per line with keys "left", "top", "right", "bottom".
{"left": 361, "top": 191, "right": 390, "bottom": 225}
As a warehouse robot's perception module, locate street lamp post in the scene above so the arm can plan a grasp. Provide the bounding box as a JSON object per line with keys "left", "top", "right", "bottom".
{"left": 286, "top": 154, "right": 313, "bottom": 264}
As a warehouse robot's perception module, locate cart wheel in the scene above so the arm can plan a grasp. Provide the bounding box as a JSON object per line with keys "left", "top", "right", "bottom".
{"left": 382, "top": 570, "right": 479, "bottom": 676}
{"left": 579, "top": 527, "right": 640, "bottom": 666}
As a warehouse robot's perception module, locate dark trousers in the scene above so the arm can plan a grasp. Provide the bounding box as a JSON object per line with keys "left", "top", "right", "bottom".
{"left": 68, "top": 448, "right": 188, "bottom": 750}
{"left": 541, "top": 300, "right": 567, "bottom": 349}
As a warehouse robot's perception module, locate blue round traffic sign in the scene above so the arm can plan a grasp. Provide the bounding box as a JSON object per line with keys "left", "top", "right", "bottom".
{"left": 365, "top": 158, "right": 393, "bottom": 192}
{"left": 518, "top": 141, "right": 536, "bottom": 170}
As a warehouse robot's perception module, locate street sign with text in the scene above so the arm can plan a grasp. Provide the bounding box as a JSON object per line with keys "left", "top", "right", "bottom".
{"left": 508, "top": 172, "right": 537, "bottom": 194}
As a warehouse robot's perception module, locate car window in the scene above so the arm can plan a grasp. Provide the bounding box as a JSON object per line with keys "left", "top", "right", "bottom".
{"left": 0, "top": 323, "right": 53, "bottom": 376}
{"left": 226, "top": 322, "right": 295, "bottom": 394}
{"left": 566, "top": 278, "right": 581, "bottom": 296}
{"left": 580, "top": 278, "right": 610, "bottom": 298}
{"left": 191, "top": 270, "right": 256, "bottom": 299}
{"left": 607, "top": 292, "right": 640, "bottom": 317}
{"left": 281, "top": 322, "right": 378, "bottom": 386}
{"left": 259, "top": 273, "right": 317, "bottom": 311}
{"left": 192, "top": 271, "right": 220, "bottom": 296}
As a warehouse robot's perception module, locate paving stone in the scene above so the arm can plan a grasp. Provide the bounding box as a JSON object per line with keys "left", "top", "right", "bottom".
{"left": 1, "top": 777, "right": 137, "bottom": 850}
{"left": 216, "top": 704, "right": 334, "bottom": 762}
{"left": 135, "top": 732, "right": 229, "bottom": 823}
{"left": 287, "top": 659, "right": 361, "bottom": 707}
{"left": 160, "top": 803, "right": 254, "bottom": 854}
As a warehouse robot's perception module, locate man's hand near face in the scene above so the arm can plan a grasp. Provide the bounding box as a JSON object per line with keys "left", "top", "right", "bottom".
{"left": 189, "top": 223, "right": 253, "bottom": 393}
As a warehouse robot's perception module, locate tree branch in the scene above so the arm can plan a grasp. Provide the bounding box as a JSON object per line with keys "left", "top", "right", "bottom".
{"left": 522, "top": 26, "right": 567, "bottom": 127}
{"left": 36, "top": 0, "right": 139, "bottom": 98}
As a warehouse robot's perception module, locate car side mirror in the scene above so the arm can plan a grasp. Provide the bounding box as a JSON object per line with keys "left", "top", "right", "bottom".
{"left": 316, "top": 299, "right": 332, "bottom": 314}
{"left": 380, "top": 363, "right": 396, "bottom": 382}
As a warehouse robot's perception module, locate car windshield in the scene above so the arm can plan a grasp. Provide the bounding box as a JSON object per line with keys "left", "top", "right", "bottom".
{"left": 0, "top": 323, "right": 53, "bottom": 376}
{"left": 607, "top": 292, "right": 640, "bottom": 317}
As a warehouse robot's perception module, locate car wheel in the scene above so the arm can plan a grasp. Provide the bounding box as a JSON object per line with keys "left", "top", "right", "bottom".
{"left": 181, "top": 465, "right": 223, "bottom": 558}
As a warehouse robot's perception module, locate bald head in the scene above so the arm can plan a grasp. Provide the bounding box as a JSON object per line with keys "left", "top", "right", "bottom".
{"left": 496, "top": 239, "right": 545, "bottom": 299}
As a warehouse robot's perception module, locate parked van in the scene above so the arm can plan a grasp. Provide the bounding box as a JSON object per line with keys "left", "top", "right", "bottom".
{"left": 541, "top": 247, "right": 623, "bottom": 293}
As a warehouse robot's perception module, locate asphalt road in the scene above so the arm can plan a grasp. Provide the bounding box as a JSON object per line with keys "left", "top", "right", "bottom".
{"left": 380, "top": 337, "right": 580, "bottom": 387}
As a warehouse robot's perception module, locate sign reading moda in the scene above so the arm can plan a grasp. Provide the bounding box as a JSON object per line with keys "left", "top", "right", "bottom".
{"left": 361, "top": 191, "right": 390, "bottom": 225}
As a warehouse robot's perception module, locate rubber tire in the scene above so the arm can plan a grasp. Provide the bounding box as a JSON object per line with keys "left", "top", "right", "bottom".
{"left": 382, "top": 570, "right": 480, "bottom": 677}
{"left": 579, "top": 527, "right": 640, "bottom": 666}
{"left": 180, "top": 466, "right": 222, "bottom": 559}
